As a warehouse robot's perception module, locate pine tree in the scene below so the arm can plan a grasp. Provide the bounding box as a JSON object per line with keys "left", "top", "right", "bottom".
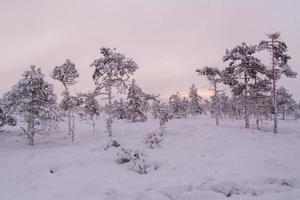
{"left": 182, "top": 97, "right": 189, "bottom": 118}
{"left": 258, "top": 32, "right": 297, "bottom": 133}
{"left": 111, "top": 98, "right": 127, "bottom": 120}
{"left": 248, "top": 76, "right": 272, "bottom": 130}
{"left": 91, "top": 47, "right": 138, "bottom": 137}
{"left": 3, "top": 66, "right": 60, "bottom": 145}
{"left": 158, "top": 102, "right": 172, "bottom": 136}
{"left": 196, "top": 66, "right": 222, "bottom": 125}
{"left": 218, "top": 92, "right": 230, "bottom": 118}
{"left": 223, "top": 43, "right": 266, "bottom": 129}
{"left": 188, "top": 83, "right": 203, "bottom": 116}
{"left": 169, "top": 92, "right": 185, "bottom": 119}
{"left": 151, "top": 99, "right": 160, "bottom": 119}
{"left": 276, "top": 87, "right": 297, "bottom": 120}
{"left": 126, "top": 79, "right": 147, "bottom": 122}
{"left": 52, "top": 59, "right": 80, "bottom": 142}
{"left": 81, "top": 97, "right": 100, "bottom": 131}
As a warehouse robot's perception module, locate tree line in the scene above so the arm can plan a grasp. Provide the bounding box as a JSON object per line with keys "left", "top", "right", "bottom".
{"left": 0, "top": 33, "right": 299, "bottom": 145}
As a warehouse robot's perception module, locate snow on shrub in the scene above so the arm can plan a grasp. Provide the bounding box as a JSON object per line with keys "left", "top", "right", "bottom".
{"left": 116, "top": 148, "right": 160, "bottom": 174}
{"left": 144, "top": 132, "right": 163, "bottom": 149}
{"left": 116, "top": 148, "right": 132, "bottom": 164}
{"left": 130, "top": 150, "right": 160, "bottom": 174}
{"left": 104, "top": 138, "right": 121, "bottom": 151}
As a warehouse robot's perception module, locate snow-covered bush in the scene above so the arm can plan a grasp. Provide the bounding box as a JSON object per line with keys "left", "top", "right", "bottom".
{"left": 144, "top": 132, "right": 163, "bottom": 149}
{"left": 116, "top": 148, "right": 160, "bottom": 174}
{"left": 104, "top": 138, "right": 121, "bottom": 151}
{"left": 131, "top": 150, "right": 160, "bottom": 174}
{"left": 116, "top": 148, "right": 133, "bottom": 164}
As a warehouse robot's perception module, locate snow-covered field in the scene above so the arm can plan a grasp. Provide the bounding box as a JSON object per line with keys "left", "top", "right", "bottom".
{"left": 1, "top": 116, "right": 300, "bottom": 200}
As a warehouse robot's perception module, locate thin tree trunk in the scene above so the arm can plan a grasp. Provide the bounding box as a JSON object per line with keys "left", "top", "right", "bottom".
{"left": 92, "top": 118, "right": 96, "bottom": 132}
{"left": 107, "top": 84, "right": 113, "bottom": 137}
{"left": 272, "top": 39, "right": 278, "bottom": 134}
{"left": 244, "top": 75, "right": 250, "bottom": 129}
{"left": 256, "top": 106, "right": 260, "bottom": 130}
{"left": 67, "top": 110, "right": 72, "bottom": 135}
{"left": 282, "top": 107, "right": 285, "bottom": 120}
{"left": 213, "top": 80, "right": 219, "bottom": 126}
{"left": 71, "top": 113, "right": 75, "bottom": 142}
{"left": 27, "top": 120, "right": 35, "bottom": 146}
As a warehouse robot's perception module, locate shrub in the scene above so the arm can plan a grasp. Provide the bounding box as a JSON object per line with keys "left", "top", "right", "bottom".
{"left": 104, "top": 138, "right": 121, "bottom": 151}
{"left": 144, "top": 132, "right": 163, "bottom": 149}
{"left": 116, "top": 148, "right": 160, "bottom": 174}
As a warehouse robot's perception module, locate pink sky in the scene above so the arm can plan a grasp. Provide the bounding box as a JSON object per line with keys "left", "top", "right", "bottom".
{"left": 0, "top": 0, "right": 299, "bottom": 100}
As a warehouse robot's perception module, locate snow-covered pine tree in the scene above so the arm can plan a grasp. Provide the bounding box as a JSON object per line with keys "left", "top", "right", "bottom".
{"left": 91, "top": 48, "right": 138, "bottom": 137}
{"left": 258, "top": 32, "right": 297, "bottom": 133}
{"left": 52, "top": 59, "right": 80, "bottom": 142}
{"left": 218, "top": 92, "right": 231, "bottom": 118}
{"left": 228, "top": 96, "right": 244, "bottom": 120}
{"left": 196, "top": 66, "right": 222, "bottom": 125}
{"left": 223, "top": 43, "right": 266, "bottom": 129}
{"left": 151, "top": 99, "right": 160, "bottom": 119}
{"left": 188, "top": 83, "right": 203, "bottom": 116}
{"left": 81, "top": 97, "right": 100, "bottom": 131}
{"left": 248, "top": 76, "right": 272, "bottom": 130}
{"left": 3, "top": 66, "right": 60, "bottom": 145}
{"left": 169, "top": 92, "right": 186, "bottom": 119}
{"left": 126, "top": 79, "right": 147, "bottom": 122}
{"left": 182, "top": 97, "right": 189, "bottom": 118}
{"left": 111, "top": 98, "right": 128, "bottom": 120}
{"left": 200, "top": 99, "right": 211, "bottom": 115}
{"left": 158, "top": 102, "right": 173, "bottom": 136}
{"left": 276, "top": 87, "right": 297, "bottom": 120}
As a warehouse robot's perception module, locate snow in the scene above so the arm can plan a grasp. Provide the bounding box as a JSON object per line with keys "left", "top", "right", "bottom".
{"left": 0, "top": 116, "right": 300, "bottom": 200}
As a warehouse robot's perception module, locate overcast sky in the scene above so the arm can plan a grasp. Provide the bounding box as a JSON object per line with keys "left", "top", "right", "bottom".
{"left": 0, "top": 0, "right": 299, "bottom": 100}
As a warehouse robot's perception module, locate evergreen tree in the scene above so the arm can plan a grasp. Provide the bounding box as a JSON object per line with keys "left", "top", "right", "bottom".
{"left": 223, "top": 43, "right": 266, "bottom": 129}
{"left": 258, "top": 32, "right": 297, "bottom": 133}
{"left": 81, "top": 97, "right": 101, "bottom": 131}
{"left": 182, "top": 97, "right": 189, "bottom": 118}
{"left": 158, "top": 102, "right": 173, "bottom": 136}
{"left": 126, "top": 79, "right": 148, "bottom": 122}
{"left": 111, "top": 98, "right": 128, "bottom": 120}
{"left": 3, "top": 66, "right": 59, "bottom": 145}
{"left": 91, "top": 48, "right": 138, "bottom": 136}
{"left": 169, "top": 92, "right": 186, "bottom": 118}
{"left": 151, "top": 99, "right": 160, "bottom": 119}
{"left": 276, "top": 87, "right": 297, "bottom": 120}
{"left": 52, "top": 59, "right": 80, "bottom": 142}
{"left": 196, "top": 66, "right": 222, "bottom": 125}
{"left": 188, "top": 83, "right": 203, "bottom": 116}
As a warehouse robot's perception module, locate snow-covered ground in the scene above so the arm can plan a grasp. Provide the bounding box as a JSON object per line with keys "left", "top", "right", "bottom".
{"left": 1, "top": 116, "right": 300, "bottom": 200}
